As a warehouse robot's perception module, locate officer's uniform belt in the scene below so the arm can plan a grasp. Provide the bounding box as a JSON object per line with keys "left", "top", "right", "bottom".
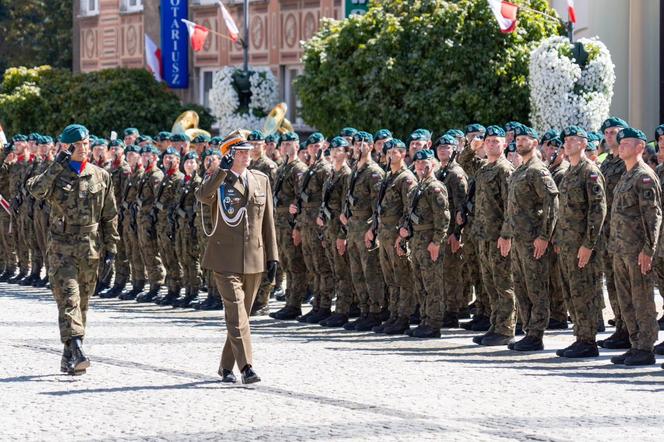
{"left": 412, "top": 223, "right": 434, "bottom": 232}
{"left": 64, "top": 223, "right": 99, "bottom": 234}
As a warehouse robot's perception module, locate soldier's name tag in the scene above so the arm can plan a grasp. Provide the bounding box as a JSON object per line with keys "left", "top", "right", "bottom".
{"left": 410, "top": 213, "right": 420, "bottom": 224}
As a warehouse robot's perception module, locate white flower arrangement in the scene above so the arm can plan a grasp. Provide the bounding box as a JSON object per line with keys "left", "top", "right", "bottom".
{"left": 208, "top": 66, "right": 278, "bottom": 135}
{"left": 529, "top": 36, "right": 615, "bottom": 133}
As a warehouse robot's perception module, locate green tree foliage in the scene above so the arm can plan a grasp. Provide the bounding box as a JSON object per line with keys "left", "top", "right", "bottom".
{"left": 294, "top": 0, "right": 563, "bottom": 137}
{"left": 0, "top": 0, "right": 73, "bottom": 75}
{"left": 0, "top": 66, "right": 214, "bottom": 136}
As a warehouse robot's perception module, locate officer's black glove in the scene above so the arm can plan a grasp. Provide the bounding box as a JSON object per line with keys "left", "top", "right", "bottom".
{"left": 220, "top": 153, "right": 234, "bottom": 170}
{"left": 55, "top": 148, "right": 72, "bottom": 165}
{"left": 267, "top": 260, "right": 278, "bottom": 283}
{"left": 99, "top": 252, "right": 116, "bottom": 282}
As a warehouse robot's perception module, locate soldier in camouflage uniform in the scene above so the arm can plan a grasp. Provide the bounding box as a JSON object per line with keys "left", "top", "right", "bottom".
{"left": 27, "top": 123, "right": 119, "bottom": 376}
{"left": 553, "top": 127, "right": 606, "bottom": 358}
{"left": 398, "top": 149, "right": 450, "bottom": 338}
{"left": 505, "top": 125, "right": 559, "bottom": 352}
{"left": 247, "top": 130, "right": 279, "bottom": 316}
{"left": 118, "top": 144, "right": 147, "bottom": 300}
{"left": 340, "top": 131, "right": 386, "bottom": 331}
{"left": 135, "top": 145, "right": 167, "bottom": 302}
{"left": 291, "top": 132, "right": 334, "bottom": 324}
{"left": 12, "top": 136, "right": 36, "bottom": 284}
{"left": 458, "top": 124, "right": 491, "bottom": 331}
{"left": 434, "top": 135, "right": 468, "bottom": 328}
{"left": 0, "top": 143, "right": 18, "bottom": 281}
{"left": 153, "top": 146, "right": 185, "bottom": 305}
{"left": 270, "top": 132, "right": 309, "bottom": 320}
{"left": 5, "top": 136, "right": 30, "bottom": 282}
{"left": 369, "top": 138, "right": 417, "bottom": 334}
{"left": 608, "top": 128, "right": 662, "bottom": 367}
{"left": 597, "top": 117, "right": 630, "bottom": 349}
{"left": 471, "top": 126, "right": 517, "bottom": 347}
{"left": 28, "top": 136, "right": 52, "bottom": 287}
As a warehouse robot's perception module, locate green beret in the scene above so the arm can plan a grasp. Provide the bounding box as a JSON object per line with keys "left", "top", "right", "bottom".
{"left": 617, "top": 127, "right": 647, "bottom": 143}
{"left": 353, "top": 131, "right": 374, "bottom": 144}
{"left": 373, "top": 129, "right": 392, "bottom": 141}
{"left": 281, "top": 132, "right": 299, "bottom": 142}
{"left": 124, "top": 128, "right": 139, "bottom": 137}
{"left": 92, "top": 138, "right": 109, "bottom": 148}
{"left": 540, "top": 129, "right": 560, "bottom": 144}
{"left": 28, "top": 132, "right": 41, "bottom": 141}
{"left": 125, "top": 144, "right": 141, "bottom": 154}
{"left": 307, "top": 132, "right": 325, "bottom": 144}
{"left": 60, "top": 124, "right": 90, "bottom": 144}
{"left": 435, "top": 134, "right": 458, "bottom": 147}
{"left": 37, "top": 135, "right": 53, "bottom": 145}
{"left": 169, "top": 133, "right": 190, "bottom": 142}
{"left": 384, "top": 138, "right": 406, "bottom": 151}
{"left": 140, "top": 144, "right": 160, "bottom": 155}
{"left": 265, "top": 133, "right": 279, "bottom": 143}
{"left": 329, "top": 136, "right": 349, "bottom": 149}
{"left": 109, "top": 139, "right": 125, "bottom": 149}
{"left": 600, "top": 117, "right": 628, "bottom": 132}
{"left": 202, "top": 148, "right": 222, "bottom": 160}
{"left": 506, "top": 141, "right": 517, "bottom": 153}
{"left": 504, "top": 121, "right": 522, "bottom": 132}
{"left": 340, "top": 127, "right": 358, "bottom": 137}
{"left": 137, "top": 135, "right": 153, "bottom": 144}
{"left": 587, "top": 132, "right": 601, "bottom": 143}
{"left": 413, "top": 149, "right": 435, "bottom": 161}
{"left": 485, "top": 125, "right": 506, "bottom": 138}
{"left": 465, "top": 124, "right": 486, "bottom": 135}
{"left": 585, "top": 140, "right": 599, "bottom": 151}
{"left": 183, "top": 151, "right": 199, "bottom": 161}
{"left": 514, "top": 125, "right": 538, "bottom": 140}
{"left": 549, "top": 138, "right": 563, "bottom": 148}
{"left": 192, "top": 134, "right": 211, "bottom": 143}
{"left": 209, "top": 136, "right": 223, "bottom": 146}
{"left": 154, "top": 131, "right": 170, "bottom": 142}
{"left": 445, "top": 129, "right": 464, "bottom": 139}
{"left": 247, "top": 130, "right": 265, "bottom": 141}
{"left": 163, "top": 146, "right": 181, "bottom": 158}
{"left": 561, "top": 126, "right": 588, "bottom": 140}
{"left": 655, "top": 125, "right": 664, "bottom": 141}
{"left": 12, "top": 134, "right": 28, "bottom": 142}
{"left": 410, "top": 129, "right": 431, "bottom": 142}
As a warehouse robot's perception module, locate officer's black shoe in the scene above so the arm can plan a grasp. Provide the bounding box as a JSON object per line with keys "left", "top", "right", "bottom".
{"left": 624, "top": 349, "right": 656, "bottom": 366}
{"left": 608, "top": 318, "right": 616, "bottom": 327}
{"left": 481, "top": 333, "right": 515, "bottom": 346}
{"left": 547, "top": 318, "right": 569, "bottom": 330}
{"left": 67, "top": 337, "right": 90, "bottom": 374}
{"left": 598, "top": 329, "right": 630, "bottom": 349}
{"left": 412, "top": 324, "right": 441, "bottom": 338}
{"left": 355, "top": 313, "right": 381, "bottom": 332}
{"left": 556, "top": 341, "right": 579, "bottom": 357}
{"left": 8, "top": 271, "right": 26, "bottom": 284}
{"left": 320, "top": 313, "right": 349, "bottom": 327}
{"left": 60, "top": 343, "right": 71, "bottom": 373}
{"left": 653, "top": 340, "right": 664, "bottom": 355}
{"left": 441, "top": 312, "right": 459, "bottom": 329}
{"left": 658, "top": 313, "right": 664, "bottom": 331}
{"left": 270, "top": 306, "right": 302, "bottom": 320}
{"left": 514, "top": 323, "right": 525, "bottom": 336}
{"left": 473, "top": 332, "right": 490, "bottom": 345}
{"left": 297, "top": 309, "right": 317, "bottom": 323}
{"left": 384, "top": 317, "right": 410, "bottom": 335}
{"left": 471, "top": 315, "right": 491, "bottom": 332}
{"left": 306, "top": 308, "right": 332, "bottom": 324}
{"left": 136, "top": 284, "right": 161, "bottom": 303}
{"left": 343, "top": 314, "right": 366, "bottom": 331}
{"left": 563, "top": 341, "right": 599, "bottom": 358}
{"left": 597, "top": 320, "right": 606, "bottom": 333}
{"left": 373, "top": 317, "right": 396, "bottom": 333}
{"left": 458, "top": 307, "right": 471, "bottom": 320}
{"left": 349, "top": 303, "right": 361, "bottom": 318}
{"left": 241, "top": 366, "right": 261, "bottom": 384}
{"left": 512, "top": 336, "right": 544, "bottom": 352}
{"left": 218, "top": 368, "right": 237, "bottom": 384}
{"left": 610, "top": 349, "right": 634, "bottom": 365}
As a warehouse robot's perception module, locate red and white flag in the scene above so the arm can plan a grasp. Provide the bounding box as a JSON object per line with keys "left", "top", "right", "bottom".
{"left": 144, "top": 34, "right": 163, "bottom": 82}
{"left": 218, "top": 1, "right": 240, "bottom": 43}
{"left": 181, "top": 19, "right": 210, "bottom": 52}
{"left": 488, "top": 0, "right": 518, "bottom": 34}
{"left": 567, "top": 0, "right": 577, "bottom": 24}
{"left": 0, "top": 195, "right": 11, "bottom": 217}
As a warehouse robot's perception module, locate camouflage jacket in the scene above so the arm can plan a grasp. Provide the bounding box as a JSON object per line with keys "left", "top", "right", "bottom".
{"left": 249, "top": 154, "right": 278, "bottom": 187}
{"left": 599, "top": 153, "right": 625, "bottom": 241}
{"left": 402, "top": 174, "right": 450, "bottom": 245}
{"left": 136, "top": 165, "right": 164, "bottom": 217}
{"left": 436, "top": 160, "right": 468, "bottom": 235}
{"left": 344, "top": 160, "right": 384, "bottom": 232}
{"left": 175, "top": 173, "right": 202, "bottom": 231}
{"left": 154, "top": 169, "right": 184, "bottom": 220}
{"left": 458, "top": 145, "right": 486, "bottom": 178}
{"left": 321, "top": 163, "right": 351, "bottom": 240}
{"left": 609, "top": 160, "right": 662, "bottom": 257}
{"left": 109, "top": 159, "right": 131, "bottom": 210}
{"left": 274, "top": 159, "right": 307, "bottom": 226}
{"left": 554, "top": 157, "right": 606, "bottom": 252}
{"left": 379, "top": 164, "right": 417, "bottom": 233}
{"left": 549, "top": 160, "right": 569, "bottom": 187}
{"left": 472, "top": 156, "right": 514, "bottom": 241}
{"left": 297, "top": 157, "right": 332, "bottom": 228}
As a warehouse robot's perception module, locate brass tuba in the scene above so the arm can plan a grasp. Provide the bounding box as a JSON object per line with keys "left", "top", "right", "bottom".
{"left": 263, "top": 103, "right": 294, "bottom": 135}
{"left": 172, "top": 110, "right": 211, "bottom": 140}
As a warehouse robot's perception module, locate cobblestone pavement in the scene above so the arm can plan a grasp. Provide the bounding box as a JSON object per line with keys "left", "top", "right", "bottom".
{"left": 2, "top": 282, "right": 664, "bottom": 441}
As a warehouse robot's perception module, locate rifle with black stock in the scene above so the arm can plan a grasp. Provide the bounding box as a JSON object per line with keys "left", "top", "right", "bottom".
{"left": 369, "top": 158, "right": 392, "bottom": 249}
{"left": 272, "top": 154, "right": 290, "bottom": 209}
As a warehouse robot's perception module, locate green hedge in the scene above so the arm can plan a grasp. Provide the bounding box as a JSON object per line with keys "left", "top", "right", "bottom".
{"left": 294, "top": 0, "right": 563, "bottom": 137}
{"left": 0, "top": 66, "right": 213, "bottom": 137}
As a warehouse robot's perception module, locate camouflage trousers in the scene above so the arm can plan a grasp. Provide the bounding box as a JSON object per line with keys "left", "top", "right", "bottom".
{"left": 123, "top": 214, "right": 146, "bottom": 285}
{"left": 478, "top": 239, "right": 516, "bottom": 336}
{"left": 199, "top": 234, "right": 218, "bottom": 297}
{"left": 441, "top": 240, "right": 465, "bottom": 314}
{"left": 548, "top": 250, "right": 569, "bottom": 323}
{"left": 409, "top": 230, "right": 442, "bottom": 329}
{"left": 378, "top": 228, "right": 416, "bottom": 319}
{"left": 137, "top": 215, "right": 166, "bottom": 285}
{"left": 613, "top": 254, "right": 659, "bottom": 352}
{"left": 558, "top": 247, "right": 600, "bottom": 342}
{"left": 175, "top": 218, "right": 201, "bottom": 290}
{"left": 157, "top": 216, "right": 182, "bottom": 291}
{"left": 323, "top": 229, "right": 353, "bottom": 315}
{"left": 301, "top": 224, "right": 335, "bottom": 310}
{"left": 48, "top": 247, "right": 98, "bottom": 343}
{"left": 346, "top": 223, "right": 385, "bottom": 315}
{"left": 33, "top": 206, "right": 49, "bottom": 275}
{"left": 0, "top": 212, "right": 17, "bottom": 271}
{"left": 16, "top": 209, "right": 31, "bottom": 273}
{"left": 512, "top": 239, "right": 550, "bottom": 338}
{"left": 600, "top": 243, "right": 622, "bottom": 331}
{"left": 464, "top": 231, "right": 490, "bottom": 317}
{"left": 113, "top": 214, "right": 130, "bottom": 285}
{"left": 275, "top": 222, "right": 306, "bottom": 308}
{"left": 651, "top": 256, "right": 664, "bottom": 303}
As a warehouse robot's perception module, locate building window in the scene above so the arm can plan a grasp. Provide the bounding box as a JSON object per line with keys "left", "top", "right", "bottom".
{"left": 199, "top": 69, "right": 216, "bottom": 110}
{"left": 80, "top": 0, "right": 99, "bottom": 16}
{"left": 121, "top": 0, "right": 143, "bottom": 13}
{"left": 192, "top": 0, "right": 219, "bottom": 5}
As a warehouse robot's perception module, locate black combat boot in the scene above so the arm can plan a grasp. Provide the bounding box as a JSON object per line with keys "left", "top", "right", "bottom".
{"left": 157, "top": 287, "right": 181, "bottom": 306}
{"left": 458, "top": 306, "right": 471, "bottom": 320}
{"left": 199, "top": 295, "right": 223, "bottom": 310}
{"left": 343, "top": 313, "right": 367, "bottom": 331}
{"left": 547, "top": 318, "right": 569, "bottom": 330}
{"left": 35, "top": 277, "right": 49, "bottom": 288}
{"left": 0, "top": 267, "right": 16, "bottom": 282}
{"left": 100, "top": 280, "right": 127, "bottom": 299}
{"left": 510, "top": 335, "right": 544, "bottom": 352}
{"left": 473, "top": 332, "right": 491, "bottom": 345}
{"left": 610, "top": 349, "right": 634, "bottom": 365}
{"left": 441, "top": 311, "right": 459, "bottom": 329}
{"left": 250, "top": 301, "right": 270, "bottom": 316}
{"left": 597, "top": 327, "right": 630, "bottom": 349}
{"left": 297, "top": 309, "right": 317, "bottom": 323}
{"left": 355, "top": 313, "right": 382, "bottom": 331}
{"left": 409, "top": 307, "right": 421, "bottom": 325}
{"left": 383, "top": 316, "right": 410, "bottom": 335}
{"left": 412, "top": 324, "right": 441, "bottom": 338}
{"left": 481, "top": 333, "right": 515, "bottom": 346}
{"left": 306, "top": 308, "right": 332, "bottom": 324}
{"left": 8, "top": 270, "right": 27, "bottom": 284}
{"left": 119, "top": 280, "right": 145, "bottom": 300}
{"left": 556, "top": 341, "right": 579, "bottom": 357}
{"left": 471, "top": 315, "right": 491, "bottom": 332}
{"left": 373, "top": 316, "right": 396, "bottom": 333}
{"left": 136, "top": 284, "right": 161, "bottom": 303}
{"left": 174, "top": 288, "right": 198, "bottom": 308}
{"left": 563, "top": 341, "right": 599, "bottom": 358}
{"left": 272, "top": 286, "right": 286, "bottom": 301}
{"left": 60, "top": 342, "right": 71, "bottom": 373}
{"left": 321, "top": 313, "right": 349, "bottom": 327}
{"left": 624, "top": 349, "right": 656, "bottom": 366}
{"left": 19, "top": 273, "right": 37, "bottom": 286}
{"left": 67, "top": 337, "right": 90, "bottom": 375}
{"left": 654, "top": 340, "right": 664, "bottom": 355}
{"left": 30, "top": 273, "right": 43, "bottom": 287}
{"left": 269, "top": 305, "right": 301, "bottom": 320}
{"left": 348, "top": 303, "right": 361, "bottom": 318}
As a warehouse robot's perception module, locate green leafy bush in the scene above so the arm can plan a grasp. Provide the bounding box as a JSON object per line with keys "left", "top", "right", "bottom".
{"left": 295, "top": 0, "right": 563, "bottom": 137}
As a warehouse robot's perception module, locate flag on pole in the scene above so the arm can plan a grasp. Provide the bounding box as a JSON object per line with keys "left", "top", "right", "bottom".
{"left": 218, "top": 1, "right": 240, "bottom": 42}
{"left": 567, "top": 0, "right": 577, "bottom": 24}
{"left": 0, "top": 123, "right": 7, "bottom": 145}
{"left": 181, "top": 19, "right": 210, "bottom": 52}
{"left": 144, "top": 35, "right": 163, "bottom": 82}
{"left": 487, "top": 0, "right": 519, "bottom": 34}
